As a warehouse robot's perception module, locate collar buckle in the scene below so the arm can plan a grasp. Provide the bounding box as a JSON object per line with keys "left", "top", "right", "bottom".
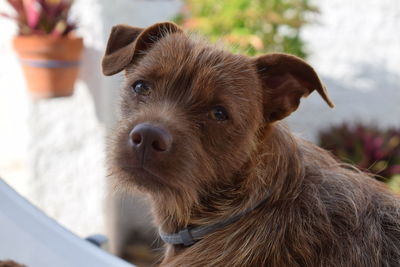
{"left": 178, "top": 228, "right": 195, "bottom": 246}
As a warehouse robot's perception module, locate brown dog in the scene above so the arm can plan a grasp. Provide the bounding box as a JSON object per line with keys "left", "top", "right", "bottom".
{"left": 0, "top": 261, "right": 26, "bottom": 267}
{"left": 102, "top": 22, "right": 400, "bottom": 266}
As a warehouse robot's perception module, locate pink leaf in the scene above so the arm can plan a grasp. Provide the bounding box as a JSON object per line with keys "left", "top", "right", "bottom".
{"left": 23, "top": 0, "right": 42, "bottom": 29}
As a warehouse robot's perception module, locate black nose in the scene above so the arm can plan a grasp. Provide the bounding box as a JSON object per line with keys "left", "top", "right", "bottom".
{"left": 129, "top": 123, "right": 172, "bottom": 162}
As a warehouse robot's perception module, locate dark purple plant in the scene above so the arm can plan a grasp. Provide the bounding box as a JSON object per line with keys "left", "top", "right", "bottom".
{"left": 0, "top": 0, "right": 76, "bottom": 36}
{"left": 318, "top": 123, "right": 400, "bottom": 181}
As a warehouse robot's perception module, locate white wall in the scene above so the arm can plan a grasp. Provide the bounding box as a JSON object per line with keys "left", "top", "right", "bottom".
{"left": 288, "top": 0, "right": 400, "bottom": 141}
{"left": 0, "top": 0, "right": 108, "bottom": 237}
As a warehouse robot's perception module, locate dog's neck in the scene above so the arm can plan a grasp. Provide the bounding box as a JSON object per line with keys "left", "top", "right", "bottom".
{"left": 151, "top": 123, "right": 305, "bottom": 238}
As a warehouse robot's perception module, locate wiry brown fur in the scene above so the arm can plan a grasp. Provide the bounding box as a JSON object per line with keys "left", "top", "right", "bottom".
{"left": 103, "top": 22, "right": 400, "bottom": 266}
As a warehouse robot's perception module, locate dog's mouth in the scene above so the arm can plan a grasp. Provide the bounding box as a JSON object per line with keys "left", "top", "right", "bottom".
{"left": 135, "top": 166, "right": 164, "bottom": 180}
{"left": 121, "top": 163, "right": 162, "bottom": 178}
{"left": 118, "top": 162, "right": 169, "bottom": 187}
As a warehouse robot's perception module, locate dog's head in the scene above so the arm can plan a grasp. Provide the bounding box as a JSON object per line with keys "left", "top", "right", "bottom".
{"left": 103, "top": 22, "right": 334, "bottom": 200}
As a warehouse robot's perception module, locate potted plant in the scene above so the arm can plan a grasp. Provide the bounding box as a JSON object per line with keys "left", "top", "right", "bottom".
{"left": 1, "top": 0, "right": 83, "bottom": 98}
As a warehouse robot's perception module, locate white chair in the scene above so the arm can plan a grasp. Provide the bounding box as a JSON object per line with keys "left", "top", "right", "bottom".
{"left": 0, "top": 178, "right": 135, "bottom": 267}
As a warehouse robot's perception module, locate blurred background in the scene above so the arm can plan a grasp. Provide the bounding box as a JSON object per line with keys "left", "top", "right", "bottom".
{"left": 0, "top": 0, "right": 399, "bottom": 266}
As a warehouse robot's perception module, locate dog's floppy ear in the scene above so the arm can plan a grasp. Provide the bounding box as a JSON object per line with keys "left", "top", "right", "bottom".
{"left": 102, "top": 22, "right": 182, "bottom": 76}
{"left": 254, "top": 53, "right": 335, "bottom": 122}
{"left": 102, "top": 24, "right": 143, "bottom": 76}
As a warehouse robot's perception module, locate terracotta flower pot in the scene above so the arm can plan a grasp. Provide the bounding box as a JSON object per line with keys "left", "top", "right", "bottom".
{"left": 13, "top": 35, "right": 84, "bottom": 99}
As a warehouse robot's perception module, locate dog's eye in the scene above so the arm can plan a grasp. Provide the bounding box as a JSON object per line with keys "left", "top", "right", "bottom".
{"left": 209, "top": 106, "right": 229, "bottom": 121}
{"left": 131, "top": 80, "right": 151, "bottom": 96}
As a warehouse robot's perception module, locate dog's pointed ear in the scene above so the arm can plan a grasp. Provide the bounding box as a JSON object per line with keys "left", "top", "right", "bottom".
{"left": 254, "top": 53, "right": 335, "bottom": 122}
{"left": 102, "top": 22, "right": 182, "bottom": 76}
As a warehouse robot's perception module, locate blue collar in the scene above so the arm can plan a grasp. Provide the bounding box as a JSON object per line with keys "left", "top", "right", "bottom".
{"left": 159, "top": 194, "right": 270, "bottom": 246}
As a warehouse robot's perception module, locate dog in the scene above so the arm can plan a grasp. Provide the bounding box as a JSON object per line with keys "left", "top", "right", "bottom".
{"left": 102, "top": 22, "right": 400, "bottom": 266}
{"left": 0, "top": 261, "right": 26, "bottom": 267}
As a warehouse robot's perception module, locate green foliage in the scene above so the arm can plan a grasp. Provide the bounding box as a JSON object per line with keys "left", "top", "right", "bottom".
{"left": 175, "top": 0, "right": 318, "bottom": 57}
{"left": 318, "top": 123, "right": 400, "bottom": 192}
{"left": 387, "top": 175, "right": 400, "bottom": 193}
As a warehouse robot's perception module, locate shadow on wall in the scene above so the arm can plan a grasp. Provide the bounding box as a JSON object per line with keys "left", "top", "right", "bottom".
{"left": 288, "top": 62, "right": 400, "bottom": 141}
{"left": 79, "top": 46, "right": 121, "bottom": 128}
